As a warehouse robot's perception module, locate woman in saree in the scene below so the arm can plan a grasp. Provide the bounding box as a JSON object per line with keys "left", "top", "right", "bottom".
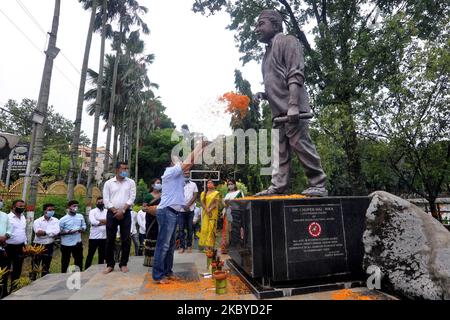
{"left": 198, "top": 179, "right": 221, "bottom": 250}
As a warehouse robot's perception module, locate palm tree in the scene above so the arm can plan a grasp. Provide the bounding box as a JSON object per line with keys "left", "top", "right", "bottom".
{"left": 84, "top": 31, "right": 158, "bottom": 184}
{"left": 134, "top": 94, "right": 160, "bottom": 181}
{"left": 86, "top": 0, "right": 108, "bottom": 204}
{"left": 67, "top": 0, "right": 99, "bottom": 200}
{"left": 102, "top": 0, "right": 149, "bottom": 180}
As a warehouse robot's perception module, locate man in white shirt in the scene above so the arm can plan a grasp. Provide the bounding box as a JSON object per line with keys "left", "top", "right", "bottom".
{"left": 137, "top": 209, "right": 146, "bottom": 255}
{"left": 192, "top": 205, "right": 202, "bottom": 245}
{"left": 103, "top": 162, "right": 136, "bottom": 274}
{"left": 85, "top": 197, "right": 107, "bottom": 270}
{"left": 5, "top": 199, "right": 27, "bottom": 293}
{"left": 32, "top": 203, "right": 60, "bottom": 278}
{"left": 178, "top": 175, "right": 198, "bottom": 254}
{"left": 0, "top": 195, "right": 12, "bottom": 298}
{"left": 130, "top": 210, "right": 139, "bottom": 256}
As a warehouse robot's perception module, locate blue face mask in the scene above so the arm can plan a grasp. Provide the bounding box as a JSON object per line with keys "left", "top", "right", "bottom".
{"left": 46, "top": 211, "right": 55, "bottom": 218}
{"left": 0, "top": 201, "right": 3, "bottom": 210}
{"left": 153, "top": 183, "right": 162, "bottom": 191}
{"left": 120, "top": 171, "right": 129, "bottom": 178}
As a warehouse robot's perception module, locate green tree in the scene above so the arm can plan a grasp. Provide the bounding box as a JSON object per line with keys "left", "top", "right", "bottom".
{"left": 40, "top": 148, "right": 71, "bottom": 184}
{"left": 192, "top": 0, "right": 449, "bottom": 195}
{"left": 362, "top": 29, "right": 450, "bottom": 219}
{"left": 0, "top": 99, "right": 90, "bottom": 150}
{"left": 135, "top": 128, "right": 179, "bottom": 185}
{"left": 1, "top": 99, "right": 90, "bottom": 185}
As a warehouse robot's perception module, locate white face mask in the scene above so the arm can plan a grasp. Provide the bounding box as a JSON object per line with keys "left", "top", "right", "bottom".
{"left": 69, "top": 206, "right": 78, "bottom": 214}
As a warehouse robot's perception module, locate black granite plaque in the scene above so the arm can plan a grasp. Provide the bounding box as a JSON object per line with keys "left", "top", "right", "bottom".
{"left": 284, "top": 204, "right": 347, "bottom": 264}
{"left": 228, "top": 197, "right": 370, "bottom": 287}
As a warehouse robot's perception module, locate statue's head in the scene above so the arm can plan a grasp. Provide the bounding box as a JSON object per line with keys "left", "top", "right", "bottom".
{"left": 256, "top": 9, "right": 283, "bottom": 44}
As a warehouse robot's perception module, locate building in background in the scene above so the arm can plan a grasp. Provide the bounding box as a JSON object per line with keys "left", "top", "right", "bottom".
{"left": 78, "top": 146, "right": 111, "bottom": 183}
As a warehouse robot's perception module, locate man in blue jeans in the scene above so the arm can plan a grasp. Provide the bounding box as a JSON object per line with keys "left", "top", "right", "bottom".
{"left": 152, "top": 141, "right": 207, "bottom": 284}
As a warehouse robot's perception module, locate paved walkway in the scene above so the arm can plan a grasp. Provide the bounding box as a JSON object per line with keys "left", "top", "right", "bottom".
{"left": 3, "top": 250, "right": 396, "bottom": 300}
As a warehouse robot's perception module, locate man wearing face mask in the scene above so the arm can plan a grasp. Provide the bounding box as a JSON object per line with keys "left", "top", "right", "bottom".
{"left": 178, "top": 174, "right": 198, "bottom": 254}
{"left": 152, "top": 141, "right": 208, "bottom": 284}
{"left": 103, "top": 162, "right": 136, "bottom": 274}
{"left": 5, "top": 199, "right": 27, "bottom": 293}
{"left": 59, "top": 200, "right": 86, "bottom": 273}
{"left": 32, "top": 203, "right": 60, "bottom": 278}
{"left": 85, "top": 197, "right": 107, "bottom": 270}
{"left": 0, "top": 196, "right": 12, "bottom": 298}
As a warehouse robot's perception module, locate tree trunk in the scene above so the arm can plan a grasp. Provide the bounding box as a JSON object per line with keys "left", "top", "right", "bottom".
{"left": 119, "top": 114, "right": 126, "bottom": 162}
{"left": 127, "top": 109, "right": 134, "bottom": 167}
{"left": 67, "top": 0, "right": 97, "bottom": 200}
{"left": 428, "top": 199, "right": 442, "bottom": 222}
{"left": 340, "top": 102, "right": 366, "bottom": 196}
{"left": 135, "top": 109, "right": 141, "bottom": 182}
{"left": 28, "top": 0, "right": 61, "bottom": 210}
{"left": 87, "top": 0, "right": 107, "bottom": 202}
{"left": 112, "top": 123, "right": 119, "bottom": 166}
{"left": 102, "top": 23, "right": 122, "bottom": 179}
{"left": 344, "top": 129, "right": 365, "bottom": 195}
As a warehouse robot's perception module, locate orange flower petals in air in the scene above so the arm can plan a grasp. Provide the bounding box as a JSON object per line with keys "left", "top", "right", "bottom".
{"left": 219, "top": 92, "right": 250, "bottom": 119}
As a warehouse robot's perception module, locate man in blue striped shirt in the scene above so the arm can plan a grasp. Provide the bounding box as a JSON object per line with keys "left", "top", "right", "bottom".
{"left": 59, "top": 200, "right": 86, "bottom": 273}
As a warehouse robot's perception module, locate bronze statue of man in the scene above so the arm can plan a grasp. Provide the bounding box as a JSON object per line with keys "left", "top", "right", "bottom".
{"left": 254, "top": 9, "right": 327, "bottom": 197}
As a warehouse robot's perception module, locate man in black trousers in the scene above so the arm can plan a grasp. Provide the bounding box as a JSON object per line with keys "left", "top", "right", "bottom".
{"left": 5, "top": 200, "right": 27, "bottom": 294}
{"left": 103, "top": 162, "right": 136, "bottom": 274}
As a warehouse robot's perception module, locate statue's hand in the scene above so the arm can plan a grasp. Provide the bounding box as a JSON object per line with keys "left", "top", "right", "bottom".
{"left": 287, "top": 105, "right": 300, "bottom": 123}
{"left": 253, "top": 92, "right": 267, "bottom": 104}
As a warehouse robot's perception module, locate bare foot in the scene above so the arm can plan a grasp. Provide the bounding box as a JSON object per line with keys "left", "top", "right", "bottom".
{"left": 187, "top": 247, "right": 192, "bottom": 253}
{"left": 178, "top": 248, "right": 185, "bottom": 254}
{"left": 120, "top": 266, "right": 129, "bottom": 273}
{"left": 103, "top": 267, "right": 114, "bottom": 274}
{"left": 153, "top": 278, "right": 170, "bottom": 284}
{"left": 167, "top": 274, "right": 181, "bottom": 281}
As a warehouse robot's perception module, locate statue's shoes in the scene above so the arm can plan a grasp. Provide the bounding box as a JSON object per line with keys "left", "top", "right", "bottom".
{"left": 254, "top": 188, "right": 284, "bottom": 196}
{"left": 301, "top": 187, "right": 328, "bottom": 197}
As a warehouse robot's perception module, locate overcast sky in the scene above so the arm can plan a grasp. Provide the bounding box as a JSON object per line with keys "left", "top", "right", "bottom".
{"left": 0, "top": 0, "right": 264, "bottom": 143}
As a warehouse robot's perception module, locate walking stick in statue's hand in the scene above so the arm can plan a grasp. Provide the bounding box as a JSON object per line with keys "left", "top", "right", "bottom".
{"left": 273, "top": 112, "right": 314, "bottom": 124}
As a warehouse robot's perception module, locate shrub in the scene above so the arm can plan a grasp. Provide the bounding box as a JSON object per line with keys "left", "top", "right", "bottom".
{"left": 35, "top": 195, "right": 86, "bottom": 219}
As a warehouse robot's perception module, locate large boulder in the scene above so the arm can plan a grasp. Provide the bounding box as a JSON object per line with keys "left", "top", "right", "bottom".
{"left": 363, "top": 191, "right": 450, "bottom": 299}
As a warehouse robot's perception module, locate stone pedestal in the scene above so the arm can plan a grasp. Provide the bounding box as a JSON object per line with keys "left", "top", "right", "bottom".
{"left": 228, "top": 196, "right": 370, "bottom": 298}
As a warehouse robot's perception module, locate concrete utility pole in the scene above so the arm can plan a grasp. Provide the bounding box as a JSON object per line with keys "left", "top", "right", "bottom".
{"left": 26, "top": 0, "right": 61, "bottom": 243}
